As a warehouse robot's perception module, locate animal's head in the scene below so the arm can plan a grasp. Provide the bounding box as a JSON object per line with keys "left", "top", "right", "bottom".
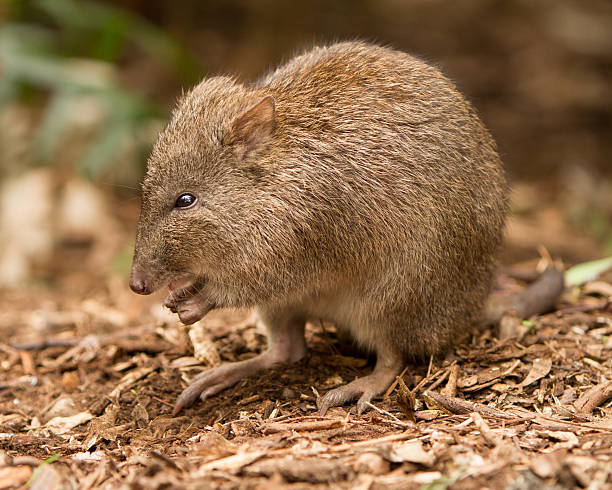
{"left": 129, "top": 77, "right": 278, "bottom": 304}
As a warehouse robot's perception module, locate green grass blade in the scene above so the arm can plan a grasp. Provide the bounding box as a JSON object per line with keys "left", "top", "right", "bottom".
{"left": 565, "top": 256, "right": 612, "bottom": 287}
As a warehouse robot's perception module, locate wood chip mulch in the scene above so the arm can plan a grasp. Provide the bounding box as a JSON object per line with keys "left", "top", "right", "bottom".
{"left": 1, "top": 271, "right": 612, "bottom": 489}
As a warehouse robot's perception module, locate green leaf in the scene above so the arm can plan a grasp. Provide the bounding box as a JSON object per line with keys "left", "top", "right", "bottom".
{"left": 1, "top": 0, "right": 200, "bottom": 179}
{"left": 42, "top": 454, "right": 62, "bottom": 464}
{"left": 0, "top": 77, "right": 18, "bottom": 106}
{"left": 28, "top": 453, "right": 62, "bottom": 487}
{"left": 0, "top": 25, "right": 114, "bottom": 90}
{"left": 35, "top": 0, "right": 201, "bottom": 81}
{"left": 565, "top": 256, "right": 612, "bottom": 287}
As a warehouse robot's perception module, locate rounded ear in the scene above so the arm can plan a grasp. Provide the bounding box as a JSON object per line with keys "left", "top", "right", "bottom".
{"left": 225, "top": 96, "right": 275, "bottom": 161}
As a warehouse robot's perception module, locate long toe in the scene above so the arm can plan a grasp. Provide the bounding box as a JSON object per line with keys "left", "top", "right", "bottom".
{"left": 173, "top": 377, "right": 211, "bottom": 415}
{"left": 318, "top": 364, "right": 401, "bottom": 416}
{"left": 172, "top": 351, "right": 283, "bottom": 415}
{"left": 356, "top": 392, "right": 375, "bottom": 415}
{"left": 319, "top": 383, "right": 364, "bottom": 416}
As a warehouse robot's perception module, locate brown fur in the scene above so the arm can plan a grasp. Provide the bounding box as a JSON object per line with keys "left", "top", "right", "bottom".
{"left": 131, "top": 41, "right": 508, "bottom": 409}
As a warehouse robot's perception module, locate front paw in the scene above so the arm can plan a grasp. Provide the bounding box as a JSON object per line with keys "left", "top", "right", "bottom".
{"left": 163, "top": 283, "right": 215, "bottom": 325}
{"left": 177, "top": 300, "right": 215, "bottom": 325}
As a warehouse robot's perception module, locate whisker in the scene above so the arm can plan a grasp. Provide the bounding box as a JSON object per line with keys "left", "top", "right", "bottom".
{"left": 100, "top": 182, "right": 141, "bottom": 192}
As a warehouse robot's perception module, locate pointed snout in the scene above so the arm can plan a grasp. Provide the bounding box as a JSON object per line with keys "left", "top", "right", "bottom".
{"left": 129, "top": 269, "right": 154, "bottom": 295}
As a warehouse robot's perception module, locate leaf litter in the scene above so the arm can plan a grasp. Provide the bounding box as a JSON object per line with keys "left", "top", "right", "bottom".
{"left": 1, "top": 266, "right": 612, "bottom": 488}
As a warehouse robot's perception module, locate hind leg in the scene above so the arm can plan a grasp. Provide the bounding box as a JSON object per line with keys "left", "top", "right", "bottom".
{"left": 319, "top": 340, "right": 403, "bottom": 415}
{"left": 173, "top": 306, "right": 305, "bottom": 414}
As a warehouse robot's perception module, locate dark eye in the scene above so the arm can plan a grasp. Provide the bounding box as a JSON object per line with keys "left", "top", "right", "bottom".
{"left": 174, "top": 193, "right": 197, "bottom": 209}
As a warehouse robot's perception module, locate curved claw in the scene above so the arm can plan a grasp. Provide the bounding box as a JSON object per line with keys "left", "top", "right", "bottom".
{"left": 318, "top": 363, "right": 402, "bottom": 416}
{"left": 319, "top": 383, "right": 373, "bottom": 416}
{"left": 172, "top": 399, "right": 187, "bottom": 416}
{"left": 171, "top": 314, "right": 306, "bottom": 416}
{"left": 356, "top": 393, "right": 375, "bottom": 415}
{"left": 172, "top": 353, "right": 280, "bottom": 416}
{"left": 173, "top": 376, "right": 211, "bottom": 415}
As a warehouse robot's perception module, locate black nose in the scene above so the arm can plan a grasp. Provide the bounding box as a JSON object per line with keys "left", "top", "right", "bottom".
{"left": 129, "top": 270, "right": 153, "bottom": 295}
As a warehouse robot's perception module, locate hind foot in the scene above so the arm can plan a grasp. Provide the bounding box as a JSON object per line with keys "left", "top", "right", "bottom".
{"left": 174, "top": 351, "right": 282, "bottom": 414}
{"left": 173, "top": 307, "right": 305, "bottom": 414}
{"left": 319, "top": 357, "right": 402, "bottom": 415}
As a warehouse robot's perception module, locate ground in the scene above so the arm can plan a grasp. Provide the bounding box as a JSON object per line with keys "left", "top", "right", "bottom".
{"left": 1, "top": 205, "right": 612, "bottom": 489}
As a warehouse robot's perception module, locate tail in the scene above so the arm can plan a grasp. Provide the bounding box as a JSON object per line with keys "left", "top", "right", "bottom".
{"left": 482, "top": 267, "right": 565, "bottom": 326}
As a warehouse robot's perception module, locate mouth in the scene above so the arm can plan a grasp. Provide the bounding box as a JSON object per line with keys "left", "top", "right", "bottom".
{"left": 167, "top": 274, "right": 197, "bottom": 292}
{"left": 164, "top": 274, "right": 210, "bottom": 307}
{"left": 163, "top": 274, "right": 216, "bottom": 325}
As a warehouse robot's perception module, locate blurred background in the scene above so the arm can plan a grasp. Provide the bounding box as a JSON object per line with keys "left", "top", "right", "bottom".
{"left": 1, "top": 0, "right": 611, "bottom": 292}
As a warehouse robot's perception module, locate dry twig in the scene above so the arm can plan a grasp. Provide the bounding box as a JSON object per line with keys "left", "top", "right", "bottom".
{"left": 364, "top": 402, "right": 414, "bottom": 429}
{"left": 574, "top": 380, "right": 612, "bottom": 414}
{"left": 441, "top": 363, "right": 460, "bottom": 397}
{"left": 423, "top": 391, "right": 517, "bottom": 420}
{"left": 263, "top": 419, "right": 344, "bottom": 433}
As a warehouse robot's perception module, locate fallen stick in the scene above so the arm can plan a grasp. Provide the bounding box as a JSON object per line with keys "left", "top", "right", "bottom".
{"left": 427, "top": 363, "right": 453, "bottom": 392}
{"left": 192, "top": 450, "right": 267, "bottom": 477}
{"left": 264, "top": 419, "right": 343, "bottom": 433}
{"left": 441, "top": 363, "right": 460, "bottom": 397}
{"left": 11, "top": 326, "right": 167, "bottom": 352}
{"left": 423, "top": 391, "right": 517, "bottom": 420}
{"left": 383, "top": 365, "right": 410, "bottom": 398}
{"left": 574, "top": 380, "right": 612, "bottom": 415}
{"left": 414, "top": 364, "right": 452, "bottom": 393}
{"left": 11, "top": 338, "right": 79, "bottom": 350}
{"left": 364, "top": 402, "right": 414, "bottom": 429}
{"left": 559, "top": 300, "right": 610, "bottom": 315}
{"left": 328, "top": 431, "right": 427, "bottom": 452}
{"left": 471, "top": 412, "right": 503, "bottom": 446}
